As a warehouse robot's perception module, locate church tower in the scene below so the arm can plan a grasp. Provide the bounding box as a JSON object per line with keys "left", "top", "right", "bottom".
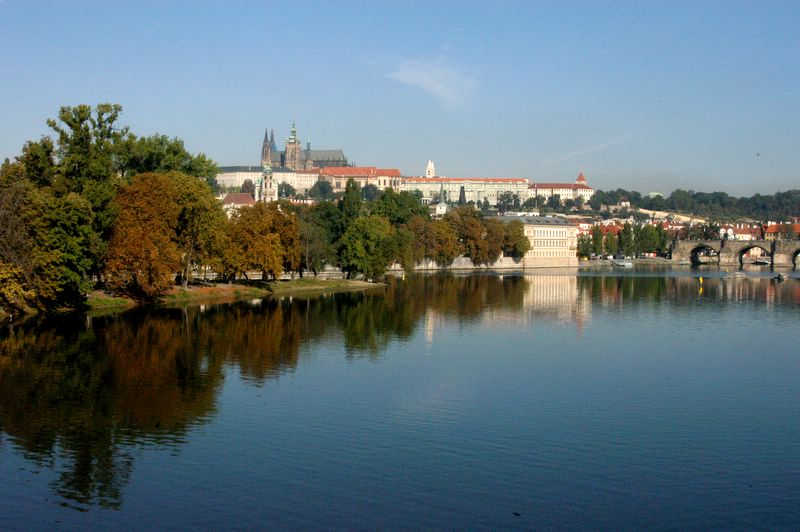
{"left": 261, "top": 128, "right": 272, "bottom": 167}
{"left": 284, "top": 121, "right": 302, "bottom": 170}
{"left": 426, "top": 159, "right": 436, "bottom": 178}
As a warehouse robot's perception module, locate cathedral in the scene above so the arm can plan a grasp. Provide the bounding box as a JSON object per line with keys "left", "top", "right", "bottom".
{"left": 261, "top": 122, "right": 349, "bottom": 170}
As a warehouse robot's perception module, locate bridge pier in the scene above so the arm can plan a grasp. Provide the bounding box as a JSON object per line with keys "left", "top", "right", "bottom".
{"left": 671, "top": 239, "right": 800, "bottom": 268}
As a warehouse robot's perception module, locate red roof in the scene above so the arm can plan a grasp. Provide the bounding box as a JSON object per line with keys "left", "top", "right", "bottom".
{"left": 320, "top": 166, "right": 401, "bottom": 177}
{"left": 403, "top": 176, "right": 528, "bottom": 184}
{"left": 765, "top": 224, "right": 800, "bottom": 234}
{"left": 222, "top": 193, "right": 255, "bottom": 205}
{"left": 530, "top": 183, "right": 593, "bottom": 190}
{"left": 576, "top": 172, "right": 587, "bottom": 183}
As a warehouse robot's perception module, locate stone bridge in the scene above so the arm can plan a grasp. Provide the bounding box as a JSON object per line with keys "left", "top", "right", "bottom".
{"left": 671, "top": 239, "right": 800, "bottom": 268}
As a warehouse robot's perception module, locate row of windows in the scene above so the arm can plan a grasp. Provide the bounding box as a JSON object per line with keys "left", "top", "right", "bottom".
{"left": 531, "top": 250, "right": 571, "bottom": 257}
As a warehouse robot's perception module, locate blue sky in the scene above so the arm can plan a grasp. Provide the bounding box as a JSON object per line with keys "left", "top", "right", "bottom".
{"left": 1, "top": 0, "right": 798, "bottom": 195}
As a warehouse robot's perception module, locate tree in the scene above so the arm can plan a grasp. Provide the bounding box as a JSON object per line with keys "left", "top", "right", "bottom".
{"left": 340, "top": 178, "right": 363, "bottom": 226}
{"left": 503, "top": 219, "right": 531, "bottom": 258}
{"left": 170, "top": 172, "right": 226, "bottom": 289}
{"left": 362, "top": 184, "right": 382, "bottom": 202}
{"left": 591, "top": 225, "right": 604, "bottom": 256}
{"left": 307, "top": 180, "right": 334, "bottom": 200}
{"left": 298, "top": 219, "right": 335, "bottom": 276}
{"left": 339, "top": 215, "right": 395, "bottom": 280}
{"left": 225, "top": 203, "right": 286, "bottom": 280}
{"left": 577, "top": 234, "right": 593, "bottom": 258}
{"left": 114, "top": 133, "right": 219, "bottom": 190}
{"left": 371, "top": 188, "right": 428, "bottom": 226}
{"left": 604, "top": 231, "right": 618, "bottom": 256}
{"left": 427, "top": 219, "right": 461, "bottom": 267}
{"left": 105, "top": 173, "right": 181, "bottom": 300}
{"left": 240, "top": 179, "right": 255, "bottom": 196}
{"left": 47, "top": 104, "right": 129, "bottom": 278}
{"left": 619, "top": 222, "right": 634, "bottom": 257}
{"left": 497, "top": 192, "right": 519, "bottom": 213}
{"left": 546, "top": 194, "right": 562, "bottom": 210}
{"left": 278, "top": 182, "right": 296, "bottom": 198}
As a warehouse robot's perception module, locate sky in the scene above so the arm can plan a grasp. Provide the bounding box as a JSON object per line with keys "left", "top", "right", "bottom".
{"left": 1, "top": 0, "right": 798, "bottom": 196}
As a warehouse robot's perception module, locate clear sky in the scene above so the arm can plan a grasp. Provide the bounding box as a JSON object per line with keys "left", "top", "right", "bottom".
{"left": 1, "top": 0, "right": 798, "bottom": 196}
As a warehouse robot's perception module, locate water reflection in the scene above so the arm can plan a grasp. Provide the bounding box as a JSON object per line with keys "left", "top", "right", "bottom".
{"left": 0, "top": 273, "right": 798, "bottom": 511}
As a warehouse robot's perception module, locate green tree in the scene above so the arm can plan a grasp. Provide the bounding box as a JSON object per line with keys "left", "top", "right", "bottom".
{"left": 278, "top": 182, "right": 296, "bottom": 198}
{"left": 591, "top": 225, "right": 604, "bottom": 255}
{"left": 307, "top": 180, "right": 334, "bottom": 200}
{"left": 577, "top": 234, "right": 593, "bottom": 258}
{"left": 339, "top": 215, "right": 394, "bottom": 280}
{"left": 241, "top": 179, "right": 255, "bottom": 196}
{"left": 604, "top": 231, "right": 619, "bottom": 256}
{"left": 503, "top": 219, "right": 531, "bottom": 258}
{"left": 115, "top": 133, "right": 219, "bottom": 190}
{"left": 340, "top": 178, "right": 363, "bottom": 226}
{"left": 362, "top": 184, "right": 382, "bottom": 202}
{"left": 371, "top": 188, "right": 428, "bottom": 226}
{"left": 619, "top": 222, "right": 634, "bottom": 257}
{"left": 170, "top": 172, "right": 226, "bottom": 289}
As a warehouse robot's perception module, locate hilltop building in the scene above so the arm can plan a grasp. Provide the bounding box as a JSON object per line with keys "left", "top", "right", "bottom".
{"left": 217, "top": 122, "right": 349, "bottom": 189}
{"left": 528, "top": 173, "right": 594, "bottom": 204}
{"left": 320, "top": 166, "right": 403, "bottom": 193}
{"left": 264, "top": 122, "right": 348, "bottom": 170}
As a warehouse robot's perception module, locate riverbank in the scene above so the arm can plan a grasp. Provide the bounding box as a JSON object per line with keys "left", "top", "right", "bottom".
{"left": 86, "top": 278, "right": 384, "bottom": 314}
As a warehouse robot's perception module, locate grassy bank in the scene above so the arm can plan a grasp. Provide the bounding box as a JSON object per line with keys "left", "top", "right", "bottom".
{"left": 85, "top": 278, "right": 384, "bottom": 314}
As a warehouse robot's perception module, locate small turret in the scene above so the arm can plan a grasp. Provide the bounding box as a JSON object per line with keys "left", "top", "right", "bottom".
{"left": 426, "top": 159, "right": 436, "bottom": 178}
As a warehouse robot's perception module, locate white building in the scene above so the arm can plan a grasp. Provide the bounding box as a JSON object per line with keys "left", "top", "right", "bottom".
{"left": 528, "top": 173, "right": 594, "bottom": 204}
{"left": 494, "top": 215, "right": 579, "bottom": 267}
{"left": 320, "top": 166, "right": 403, "bottom": 193}
{"left": 272, "top": 168, "right": 320, "bottom": 195}
{"left": 216, "top": 165, "right": 264, "bottom": 190}
{"left": 400, "top": 176, "right": 530, "bottom": 206}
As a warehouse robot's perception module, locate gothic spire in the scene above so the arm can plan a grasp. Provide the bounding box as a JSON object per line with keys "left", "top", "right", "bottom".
{"left": 261, "top": 127, "right": 272, "bottom": 167}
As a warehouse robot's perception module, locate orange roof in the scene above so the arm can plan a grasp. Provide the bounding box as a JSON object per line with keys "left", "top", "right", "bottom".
{"left": 222, "top": 193, "right": 255, "bottom": 205}
{"left": 320, "top": 166, "right": 401, "bottom": 177}
{"left": 530, "top": 183, "right": 593, "bottom": 190}
{"left": 403, "top": 176, "right": 528, "bottom": 184}
{"left": 765, "top": 224, "right": 800, "bottom": 234}
{"left": 576, "top": 172, "right": 587, "bottom": 183}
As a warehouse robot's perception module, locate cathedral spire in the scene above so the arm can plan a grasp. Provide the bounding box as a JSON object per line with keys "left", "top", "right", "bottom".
{"left": 289, "top": 121, "right": 297, "bottom": 142}
{"left": 261, "top": 127, "right": 272, "bottom": 167}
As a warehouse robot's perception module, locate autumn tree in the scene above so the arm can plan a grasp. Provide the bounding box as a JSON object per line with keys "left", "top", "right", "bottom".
{"left": 223, "top": 202, "right": 301, "bottom": 281}
{"left": 105, "top": 173, "right": 181, "bottom": 300}
{"left": 426, "top": 219, "right": 461, "bottom": 267}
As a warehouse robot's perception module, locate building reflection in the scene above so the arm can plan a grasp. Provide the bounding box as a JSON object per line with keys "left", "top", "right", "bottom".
{"left": 0, "top": 272, "right": 797, "bottom": 510}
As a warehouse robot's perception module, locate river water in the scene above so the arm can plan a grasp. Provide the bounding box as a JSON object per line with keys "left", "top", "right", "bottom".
{"left": 1, "top": 270, "right": 799, "bottom": 529}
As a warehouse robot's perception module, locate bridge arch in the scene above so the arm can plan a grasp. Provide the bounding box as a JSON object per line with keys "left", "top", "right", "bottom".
{"left": 793, "top": 249, "right": 800, "bottom": 270}
{"left": 737, "top": 244, "right": 772, "bottom": 266}
{"left": 690, "top": 244, "right": 720, "bottom": 265}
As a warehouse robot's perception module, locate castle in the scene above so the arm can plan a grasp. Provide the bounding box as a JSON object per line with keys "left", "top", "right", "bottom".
{"left": 260, "top": 122, "right": 349, "bottom": 170}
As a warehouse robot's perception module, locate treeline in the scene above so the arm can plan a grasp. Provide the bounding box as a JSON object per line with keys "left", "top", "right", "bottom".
{"left": 0, "top": 104, "right": 218, "bottom": 314}
{"left": 589, "top": 188, "right": 800, "bottom": 221}
{"left": 0, "top": 104, "right": 530, "bottom": 315}
{"left": 577, "top": 222, "right": 671, "bottom": 258}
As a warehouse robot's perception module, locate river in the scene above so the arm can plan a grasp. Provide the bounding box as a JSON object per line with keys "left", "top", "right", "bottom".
{"left": 1, "top": 269, "right": 799, "bottom": 529}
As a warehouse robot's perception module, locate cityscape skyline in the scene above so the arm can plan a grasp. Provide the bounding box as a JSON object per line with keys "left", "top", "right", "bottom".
{"left": 1, "top": 1, "right": 798, "bottom": 196}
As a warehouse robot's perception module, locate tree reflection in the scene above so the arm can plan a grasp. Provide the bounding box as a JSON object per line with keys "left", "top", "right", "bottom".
{"left": 0, "top": 272, "right": 796, "bottom": 510}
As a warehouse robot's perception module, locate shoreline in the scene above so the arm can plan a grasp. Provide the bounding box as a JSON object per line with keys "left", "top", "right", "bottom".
{"left": 87, "top": 278, "right": 385, "bottom": 315}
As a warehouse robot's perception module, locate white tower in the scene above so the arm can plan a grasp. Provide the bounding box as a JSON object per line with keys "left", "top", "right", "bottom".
{"left": 425, "top": 159, "right": 436, "bottom": 178}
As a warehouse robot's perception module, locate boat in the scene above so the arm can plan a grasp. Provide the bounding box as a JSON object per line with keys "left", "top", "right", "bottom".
{"left": 610, "top": 257, "right": 633, "bottom": 268}
{"left": 753, "top": 257, "right": 771, "bottom": 266}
